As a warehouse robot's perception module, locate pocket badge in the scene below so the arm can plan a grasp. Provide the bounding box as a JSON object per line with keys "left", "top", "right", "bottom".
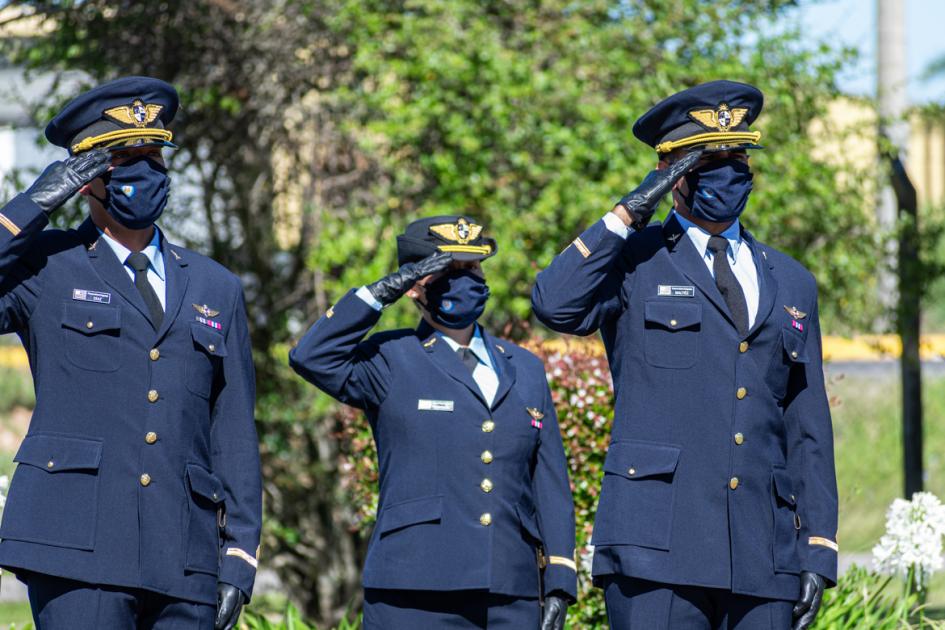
{"left": 527, "top": 407, "right": 544, "bottom": 429}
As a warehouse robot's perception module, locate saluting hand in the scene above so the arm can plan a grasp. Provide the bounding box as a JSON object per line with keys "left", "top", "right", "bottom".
{"left": 366, "top": 250, "right": 453, "bottom": 306}
{"left": 25, "top": 148, "right": 111, "bottom": 216}
{"left": 792, "top": 571, "right": 825, "bottom": 630}
{"left": 540, "top": 594, "right": 569, "bottom": 630}
{"left": 214, "top": 582, "right": 246, "bottom": 630}
{"left": 614, "top": 148, "right": 702, "bottom": 230}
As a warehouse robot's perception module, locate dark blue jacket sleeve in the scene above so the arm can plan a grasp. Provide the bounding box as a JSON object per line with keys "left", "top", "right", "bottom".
{"left": 212, "top": 286, "right": 264, "bottom": 600}
{"left": 785, "top": 292, "right": 838, "bottom": 585}
{"left": 531, "top": 219, "right": 629, "bottom": 336}
{"left": 288, "top": 289, "right": 392, "bottom": 410}
{"left": 533, "top": 372, "right": 578, "bottom": 600}
{"left": 0, "top": 194, "right": 51, "bottom": 334}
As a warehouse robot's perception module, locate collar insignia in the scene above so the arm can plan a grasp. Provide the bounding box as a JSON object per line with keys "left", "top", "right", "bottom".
{"left": 193, "top": 304, "right": 220, "bottom": 318}
{"left": 784, "top": 305, "right": 807, "bottom": 320}
{"left": 429, "top": 218, "right": 483, "bottom": 245}
{"left": 688, "top": 103, "right": 749, "bottom": 132}
{"left": 423, "top": 336, "right": 438, "bottom": 348}
{"left": 526, "top": 407, "right": 545, "bottom": 421}
{"left": 667, "top": 231, "right": 682, "bottom": 244}
{"left": 104, "top": 99, "right": 164, "bottom": 128}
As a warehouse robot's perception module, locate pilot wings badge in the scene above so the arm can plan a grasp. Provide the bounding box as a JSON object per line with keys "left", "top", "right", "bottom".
{"left": 193, "top": 304, "right": 220, "bottom": 318}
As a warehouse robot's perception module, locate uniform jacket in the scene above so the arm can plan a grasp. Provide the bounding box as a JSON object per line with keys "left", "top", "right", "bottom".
{"left": 289, "top": 290, "right": 577, "bottom": 600}
{"left": 0, "top": 194, "right": 262, "bottom": 605}
{"left": 531, "top": 215, "right": 838, "bottom": 602}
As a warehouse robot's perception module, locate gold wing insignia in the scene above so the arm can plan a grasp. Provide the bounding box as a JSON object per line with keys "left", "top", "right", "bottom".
{"left": 729, "top": 107, "right": 749, "bottom": 128}
{"left": 526, "top": 407, "right": 545, "bottom": 420}
{"left": 429, "top": 219, "right": 483, "bottom": 244}
{"left": 103, "top": 100, "right": 164, "bottom": 128}
{"left": 783, "top": 305, "right": 808, "bottom": 320}
{"left": 429, "top": 223, "right": 460, "bottom": 242}
{"left": 193, "top": 303, "right": 221, "bottom": 318}
{"left": 688, "top": 109, "right": 718, "bottom": 130}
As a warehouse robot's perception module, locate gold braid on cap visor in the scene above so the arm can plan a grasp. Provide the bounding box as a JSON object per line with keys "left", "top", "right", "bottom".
{"left": 655, "top": 130, "right": 762, "bottom": 155}
{"left": 437, "top": 244, "right": 493, "bottom": 255}
{"left": 71, "top": 128, "right": 174, "bottom": 154}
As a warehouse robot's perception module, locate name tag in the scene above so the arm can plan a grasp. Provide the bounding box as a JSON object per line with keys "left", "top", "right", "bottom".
{"left": 418, "top": 399, "right": 454, "bottom": 412}
{"left": 73, "top": 289, "right": 111, "bottom": 304}
{"left": 658, "top": 285, "right": 695, "bottom": 298}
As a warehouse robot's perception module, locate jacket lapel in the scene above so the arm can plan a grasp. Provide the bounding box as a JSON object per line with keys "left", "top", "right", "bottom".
{"left": 481, "top": 329, "right": 517, "bottom": 411}
{"left": 154, "top": 234, "right": 190, "bottom": 343}
{"left": 742, "top": 229, "right": 777, "bottom": 337}
{"left": 80, "top": 218, "right": 154, "bottom": 327}
{"left": 663, "top": 215, "right": 739, "bottom": 330}
{"left": 417, "top": 322, "right": 490, "bottom": 409}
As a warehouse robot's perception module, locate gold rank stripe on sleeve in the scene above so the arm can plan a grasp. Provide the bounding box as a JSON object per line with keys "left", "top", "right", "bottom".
{"left": 573, "top": 237, "right": 591, "bottom": 258}
{"left": 225, "top": 547, "right": 259, "bottom": 569}
{"left": 0, "top": 213, "right": 20, "bottom": 237}
{"left": 808, "top": 536, "right": 839, "bottom": 552}
{"left": 547, "top": 555, "right": 578, "bottom": 572}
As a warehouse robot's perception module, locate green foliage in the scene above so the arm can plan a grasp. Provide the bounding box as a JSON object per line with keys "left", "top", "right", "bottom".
{"left": 0, "top": 368, "right": 34, "bottom": 414}
{"left": 242, "top": 603, "right": 361, "bottom": 630}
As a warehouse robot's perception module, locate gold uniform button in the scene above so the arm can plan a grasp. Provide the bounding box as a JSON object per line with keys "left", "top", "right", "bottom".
{"left": 145, "top": 432, "right": 158, "bottom": 444}
{"left": 481, "top": 451, "right": 494, "bottom": 464}
{"left": 729, "top": 477, "right": 739, "bottom": 490}
{"left": 482, "top": 420, "right": 495, "bottom": 433}
{"left": 628, "top": 467, "right": 637, "bottom": 476}
{"left": 148, "top": 390, "right": 160, "bottom": 403}
{"left": 85, "top": 321, "right": 94, "bottom": 329}
{"left": 739, "top": 341, "right": 749, "bottom": 353}
{"left": 734, "top": 433, "right": 745, "bottom": 445}
{"left": 479, "top": 513, "right": 492, "bottom": 526}
{"left": 46, "top": 460, "right": 55, "bottom": 469}
{"left": 208, "top": 344, "right": 216, "bottom": 353}
{"left": 736, "top": 387, "right": 747, "bottom": 400}
{"left": 140, "top": 474, "right": 152, "bottom": 487}
{"left": 670, "top": 319, "right": 678, "bottom": 327}
{"left": 791, "top": 350, "right": 799, "bottom": 359}
{"left": 480, "top": 479, "right": 494, "bottom": 493}
{"left": 149, "top": 348, "right": 160, "bottom": 361}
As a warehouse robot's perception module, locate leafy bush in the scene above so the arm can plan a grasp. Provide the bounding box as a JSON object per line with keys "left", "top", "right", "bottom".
{"left": 242, "top": 604, "right": 360, "bottom": 630}
{"left": 0, "top": 367, "right": 33, "bottom": 414}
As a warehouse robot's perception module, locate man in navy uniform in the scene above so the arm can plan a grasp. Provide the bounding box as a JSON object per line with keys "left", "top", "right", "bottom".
{"left": 0, "top": 77, "right": 261, "bottom": 629}
{"left": 290, "top": 216, "right": 576, "bottom": 629}
{"left": 532, "top": 81, "right": 838, "bottom": 630}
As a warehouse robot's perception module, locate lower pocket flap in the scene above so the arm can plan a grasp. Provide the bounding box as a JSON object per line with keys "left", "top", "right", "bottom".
{"left": 15, "top": 433, "right": 103, "bottom": 472}
{"left": 644, "top": 300, "right": 702, "bottom": 330}
{"left": 379, "top": 495, "right": 443, "bottom": 535}
{"left": 604, "top": 440, "right": 681, "bottom": 479}
{"left": 515, "top": 502, "right": 543, "bottom": 541}
{"left": 772, "top": 468, "right": 797, "bottom": 505}
{"left": 186, "top": 464, "right": 225, "bottom": 504}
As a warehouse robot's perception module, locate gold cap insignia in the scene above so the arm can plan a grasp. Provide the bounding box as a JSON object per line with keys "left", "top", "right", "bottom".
{"left": 689, "top": 103, "right": 749, "bottom": 132}
{"left": 526, "top": 407, "right": 545, "bottom": 421}
{"left": 104, "top": 100, "right": 164, "bottom": 128}
{"left": 784, "top": 305, "right": 808, "bottom": 320}
{"left": 193, "top": 304, "right": 220, "bottom": 318}
{"left": 429, "top": 218, "right": 483, "bottom": 245}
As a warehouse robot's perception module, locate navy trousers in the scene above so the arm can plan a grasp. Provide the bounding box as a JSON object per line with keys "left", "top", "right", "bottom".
{"left": 363, "top": 589, "right": 540, "bottom": 629}
{"left": 26, "top": 572, "right": 216, "bottom": 630}
{"left": 603, "top": 576, "right": 794, "bottom": 630}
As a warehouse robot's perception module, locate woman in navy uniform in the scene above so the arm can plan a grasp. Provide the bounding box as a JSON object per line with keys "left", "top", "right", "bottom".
{"left": 0, "top": 77, "right": 261, "bottom": 630}
{"left": 290, "top": 216, "right": 577, "bottom": 629}
{"left": 532, "top": 81, "right": 837, "bottom": 630}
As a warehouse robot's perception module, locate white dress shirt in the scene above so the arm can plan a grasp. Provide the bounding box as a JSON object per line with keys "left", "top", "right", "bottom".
{"left": 98, "top": 227, "right": 167, "bottom": 310}
{"left": 600, "top": 210, "right": 759, "bottom": 328}
{"left": 356, "top": 288, "right": 499, "bottom": 405}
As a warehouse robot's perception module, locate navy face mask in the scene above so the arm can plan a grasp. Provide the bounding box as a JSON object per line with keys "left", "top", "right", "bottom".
{"left": 424, "top": 269, "right": 490, "bottom": 329}
{"left": 93, "top": 156, "right": 170, "bottom": 230}
{"left": 682, "top": 157, "right": 753, "bottom": 223}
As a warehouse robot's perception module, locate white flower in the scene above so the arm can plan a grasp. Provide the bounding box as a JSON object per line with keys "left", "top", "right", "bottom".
{"left": 872, "top": 492, "right": 945, "bottom": 589}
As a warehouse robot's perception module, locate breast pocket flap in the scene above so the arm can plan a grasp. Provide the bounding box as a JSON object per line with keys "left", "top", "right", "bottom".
{"left": 781, "top": 328, "right": 809, "bottom": 364}
{"left": 61, "top": 303, "right": 121, "bottom": 335}
{"left": 15, "top": 433, "right": 103, "bottom": 472}
{"left": 604, "top": 440, "right": 681, "bottom": 480}
{"left": 186, "top": 464, "right": 225, "bottom": 504}
{"left": 644, "top": 300, "right": 702, "bottom": 331}
{"left": 190, "top": 323, "right": 228, "bottom": 357}
{"left": 378, "top": 495, "right": 443, "bottom": 535}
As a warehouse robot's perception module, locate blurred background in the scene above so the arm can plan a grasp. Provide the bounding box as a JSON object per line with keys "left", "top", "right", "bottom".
{"left": 0, "top": 0, "right": 944, "bottom": 627}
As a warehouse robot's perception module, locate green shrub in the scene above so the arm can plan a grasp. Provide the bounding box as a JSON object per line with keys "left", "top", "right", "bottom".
{"left": 0, "top": 367, "right": 33, "bottom": 414}
{"left": 242, "top": 604, "right": 360, "bottom": 630}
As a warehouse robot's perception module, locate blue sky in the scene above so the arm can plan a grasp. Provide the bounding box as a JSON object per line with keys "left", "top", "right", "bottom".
{"left": 796, "top": 0, "right": 945, "bottom": 104}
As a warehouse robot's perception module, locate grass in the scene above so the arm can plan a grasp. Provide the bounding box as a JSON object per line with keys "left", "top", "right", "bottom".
{"left": 0, "top": 601, "right": 32, "bottom": 628}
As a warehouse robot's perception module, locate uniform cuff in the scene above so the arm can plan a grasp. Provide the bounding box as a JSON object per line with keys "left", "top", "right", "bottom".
{"left": 543, "top": 558, "right": 578, "bottom": 600}
{"left": 602, "top": 212, "right": 631, "bottom": 239}
{"left": 0, "top": 194, "right": 49, "bottom": 239}
{"left": 219, "top": 547, "right": 258, "bottom": 601}
{"left": 355, "top": 285, "right": 383, "bottom": 311}
{"left": 803, "top": 538, "right": 838, "bottom": 586}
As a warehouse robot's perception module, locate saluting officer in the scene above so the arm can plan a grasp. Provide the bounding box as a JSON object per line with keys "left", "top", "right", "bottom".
{"left": 532, "top": 81, "right": 838, "bottom": 630}
{"left": 0, "top": 77, "right": 261, "bottom": 630}
{"left": 290, "top": 216, "right": 576, "bottom": 629}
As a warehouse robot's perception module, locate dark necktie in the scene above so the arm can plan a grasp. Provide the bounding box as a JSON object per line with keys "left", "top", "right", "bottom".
{"left": 126, "top": 252, "right": 164, "bottom": 330}
{"left": 707, "top": 235, "right": 748, "bottom": 337}
{"left": 456, "top": 346, "right": 479, "bottom": 375}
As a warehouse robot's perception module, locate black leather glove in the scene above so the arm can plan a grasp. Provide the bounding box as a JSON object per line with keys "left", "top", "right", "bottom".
{"left": 25, "top": 149, "right": 111, "bottom": 216}
{"left": 366, "top": 250, "right": 453, "bottom": 306}
{"left": 214, "top": 582, "right": 246, "bottom": 630}
{"left": 540, "top": 594, "right": 569, "bottom": 630}
{"left": 616, "top": 149, "right": 702, "bottom": 230}
{"left": 792, "top": 571, "right": 825, "bottom": 630}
